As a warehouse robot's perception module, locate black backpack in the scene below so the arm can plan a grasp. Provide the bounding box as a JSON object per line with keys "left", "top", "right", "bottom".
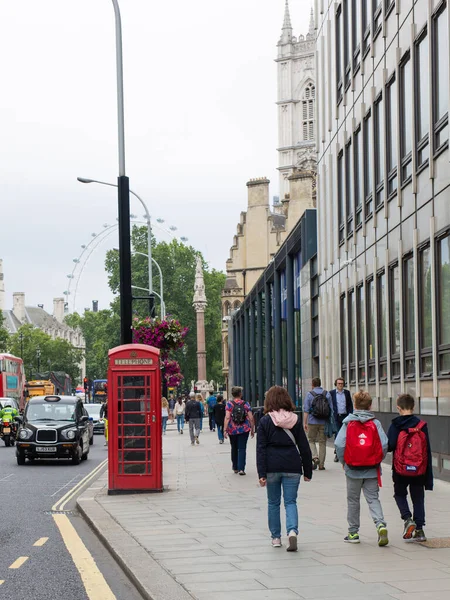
{"left": 231, "top": 401, "right": 247, "bottom": 425}
{"left": 310, "top": 391, "right": 330, "bottom": 420}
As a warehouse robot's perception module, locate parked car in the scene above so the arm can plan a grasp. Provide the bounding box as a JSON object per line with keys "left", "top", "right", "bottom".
{"left": 0, "top": 397, "right": 20, "bottom": 411}
{"left": 15, "top": 395, "right": 91, "bottom": 465}
{"left": 86, "top": 404, "right": 105, "bottom": 435}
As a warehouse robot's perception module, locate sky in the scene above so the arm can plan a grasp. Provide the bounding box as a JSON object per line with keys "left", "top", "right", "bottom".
{"left": 0, "top": 0, "right": 312, "bottom": 316}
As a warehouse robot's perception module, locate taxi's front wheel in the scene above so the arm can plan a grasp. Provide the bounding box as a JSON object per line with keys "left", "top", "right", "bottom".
{"left": 16, "top": 453, "right": 25, "bottom": 465}
{"left": 72, "top": 444, "right": 82, "bottom": 465}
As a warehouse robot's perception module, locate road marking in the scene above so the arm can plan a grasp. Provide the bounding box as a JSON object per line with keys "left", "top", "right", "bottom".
{"left": 33, "top": 537, "right": 49, "bottom": 547}
{"left": 0, "top": 473, "right": 14, "bottom": 482}
{"left": 51, "top": 474, "right": 82, "bottom": 497}
{"left": 52, "top": 459, "right": 107, "bottom": 512}
{"left": 9, "top": 557, "right": 29, "bottom": 569}
{"left": 0, "top": 580, "right": 4, "bottom": 585}
{"left": 53, "top": 513, "right": 116, "bottom": 600}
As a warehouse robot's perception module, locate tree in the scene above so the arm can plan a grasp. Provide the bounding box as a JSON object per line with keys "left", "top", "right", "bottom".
{"left": 104, "top": 227, "right": 226, "bottom": 386}
{"left": 9, "top": 324, "right": 83, "bottom": 383}
{"left": 65, "top": 310, "right": 120, "bottom": 380}
{"left": 0, "top": 313, "right": 9, "bottom": 353}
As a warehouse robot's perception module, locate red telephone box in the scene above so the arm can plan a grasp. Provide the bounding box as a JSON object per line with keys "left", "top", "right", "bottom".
{"left": 107, "top": 344, "right": 163, "bottom": 494}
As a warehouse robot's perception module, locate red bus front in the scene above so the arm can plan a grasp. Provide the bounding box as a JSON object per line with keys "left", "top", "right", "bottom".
{"left": 0, "top": 354, "right": 26, "bottom": 410}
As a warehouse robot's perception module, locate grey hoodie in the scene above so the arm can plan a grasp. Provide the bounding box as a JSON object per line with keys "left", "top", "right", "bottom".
{"left": 334, "top": 410, "right": 388, "bottom": 479}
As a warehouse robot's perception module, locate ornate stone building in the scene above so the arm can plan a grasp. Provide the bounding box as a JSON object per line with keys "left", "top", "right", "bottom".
{"left": 221, "top": 2, "right": 316, "bottom": 394}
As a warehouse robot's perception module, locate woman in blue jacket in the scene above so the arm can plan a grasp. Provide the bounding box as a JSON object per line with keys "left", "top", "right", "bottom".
{"left": 257, "top": 386, "right": 313, "bottom": 551}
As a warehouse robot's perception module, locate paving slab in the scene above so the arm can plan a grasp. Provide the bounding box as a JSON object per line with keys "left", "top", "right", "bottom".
{"left": 78, "top": 423, "right": 450, "bottom": 600}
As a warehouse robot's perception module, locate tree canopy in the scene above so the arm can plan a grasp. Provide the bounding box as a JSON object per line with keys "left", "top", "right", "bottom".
{"left": 0, "top": 313, "right": 9, "bottom": 353}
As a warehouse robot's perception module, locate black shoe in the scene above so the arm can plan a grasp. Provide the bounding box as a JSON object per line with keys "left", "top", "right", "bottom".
{"left": 403, "top": 518, "right": 416, "bottom": 540}
{"left": 413, "top": 529, "right": 427, "bottom": 542}
{"left": 312, "top": 458, "right": 319, "bottom": 471}
{"left": 334, "top": 455, "right": 339, "bottom": 463}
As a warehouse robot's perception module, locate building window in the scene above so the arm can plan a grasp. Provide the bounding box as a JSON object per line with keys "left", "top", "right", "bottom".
{"left": 400, "top": 54, "right": 413, "bottom": 183}
{"left": 390, "top": 264, "right": 400, "bottom": 380}
{"left": 340, "top": 294, "right": 347, "bottom": 383}
{"left": 415, "top": 30, "right": 430, "bottom": 169}
{"left": 336, "top": 5, "right": 343, "bottom": 103}
{"left": 367, "top": 278, "right": 376, "bottom": 381}
{"left": 438, "top": 234, "right": 450, "bottom": 374}
{"left": 386, "top": 75, "right": 398, "bottom": 197}
{"left": 385, "top": 0, "right": 395, "bottom": 17}
{"left": 348, "top": 289, "right": 356, "bottom": 383}
{"left": 364, "top": 111, "right": 373, "bottom": 218}
{"left": 362, "top": 0, "right": 371, "bottom": 55}
{"left": 357, "top": 285, "right": 366, "bottom": 382}
{"left": 302, "top": 84, "right": 315, "bottom": 141}
{"left": 345, "top": 140, "right": 354, "bottom": 237}
{"left": 352, "top": 0, "right": 361, "bottom": 71}
{"left": 338, "top": 151, "right": 345, "bottom": 243}
{"left": 420, "top": 246, "right": 433, "bottom": 376}
{"left": 432, "top": 2, "right": 449, "bottom": 154}
{"left": 373, "top": 1, "right": 382, "bottom": 38}
{"left": 404, "top": 255, "right": 416, "bottom": 378}
{"left": 343, "top": 0, "right": 351, "bottom": 89}
{"left": 374, "top": 95, "right": 384, "bottom": 210}
{"left": 354, "top": 126, "right": 363, "bottom": 228}
{"left": 378, "top": 272, "right": 387, "bottom": 380}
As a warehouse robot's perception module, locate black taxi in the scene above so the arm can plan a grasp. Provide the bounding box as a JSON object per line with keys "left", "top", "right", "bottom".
{"left": 15, "top": 395, "right": 91, "bottom": 465}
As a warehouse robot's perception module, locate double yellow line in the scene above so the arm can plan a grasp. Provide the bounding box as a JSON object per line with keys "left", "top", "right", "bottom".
{"left": 52, "top": 459, "right": 107, "bottom": 512}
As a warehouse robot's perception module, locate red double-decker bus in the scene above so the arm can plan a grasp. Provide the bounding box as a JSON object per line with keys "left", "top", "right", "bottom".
{"left": 0, "top": 354, "right": 26, "bottom": 410}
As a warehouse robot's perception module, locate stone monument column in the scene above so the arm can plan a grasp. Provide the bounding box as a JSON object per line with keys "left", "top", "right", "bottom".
{"left": 193, "top": 257, "right": 208, "bottom": 395}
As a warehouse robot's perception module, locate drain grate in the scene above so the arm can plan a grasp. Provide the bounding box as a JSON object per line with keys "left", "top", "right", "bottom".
{"left": 420, "top": 537, "right": 450, "bottom": 549}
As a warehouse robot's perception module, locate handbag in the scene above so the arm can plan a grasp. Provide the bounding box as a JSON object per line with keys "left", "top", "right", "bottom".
{"left": 283, "top": 428, "right": 300, "bottom": 454}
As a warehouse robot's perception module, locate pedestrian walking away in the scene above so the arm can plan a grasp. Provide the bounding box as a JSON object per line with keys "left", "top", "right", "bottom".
{"left": 173, "top": 396, "right": 186, "bottom": 434}
{"left": 100, "top": 399, "right": 108, "bottom": 446}
{"left": 214, "top": 394, "right": 226, "bottom": 443}
{"left": 168, "top": 395, "right": 176, "bottom": 423}
{"left": 303, "top": 377, "right": 334, "bottom": 470}
{"left": 196, "top": 393, "right": 205, "bottom": 432}
{"left": 330, "top": 377, "right": 354, "bottom": 462}
{"left": 257, "top": 386, "right": 313, "bottom": 551}
{"left": 185, "top": 392, "right": 202, "bottom": 445}
{"left": 224, "top": 386, "right": 255, "bottom": 475}
{"left": 207, "top": 390, "right": 217, "bottom": 431}
{"left": 335, "top": 391, "right": 389, "bottom": 547}
{"left": 387, "top": 393, "right": 434, "bottom": 542}
{"left": 161, "top": 397, "right": 169, "bottom": 435}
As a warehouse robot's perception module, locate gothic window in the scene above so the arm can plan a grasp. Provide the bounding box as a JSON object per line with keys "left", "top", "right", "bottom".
{"left": 233, "top": 301, "right": 241, "bottom": 310}
{"left": 223, "top": 301, "right": 231, "bottom": 318}
{"left": 302, "top": 84, "right": 315, "bottom": 141}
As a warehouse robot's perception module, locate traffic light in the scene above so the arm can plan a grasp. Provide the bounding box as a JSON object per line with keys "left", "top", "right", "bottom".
{"left": 194, "top": 386, "right": 198, "bottom": 393}
{"left": 83, "top": 377, "right": 89, "bottom": 391}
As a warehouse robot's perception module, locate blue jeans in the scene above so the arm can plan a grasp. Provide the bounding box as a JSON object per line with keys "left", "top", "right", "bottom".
{"left": 229, "top": 431, "right": 249, "bottom": 472}
{"left": 217, "top": 424, "right": 224, "bottom": 441}
{"left": 162, "top": 416, "right": 168, "bottom": 433}
{"left": 176, "top": 414, "right": 185, "bottom": 432}
{"left": 266, "top": 473, "right": 301, "bottom": 538}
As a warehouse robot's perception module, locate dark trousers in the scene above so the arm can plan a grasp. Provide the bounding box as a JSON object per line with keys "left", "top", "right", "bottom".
{"left": 229, "top": 431, "right": 249, "bottom": 472}
{"left": 334, "top": 414, "right": 348, "bottom": 453}
{"left": 209, "top": 413, "right": 215, "bottom": 430}
{"left": 393, "top": 479, "right": 426, "bottom": 529}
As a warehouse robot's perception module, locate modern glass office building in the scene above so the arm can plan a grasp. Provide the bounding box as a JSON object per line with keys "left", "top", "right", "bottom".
{"left": 230, "top": 209, "right": 318, "bottom": 407}
{"left": 316, "top": 1, "right": 450, "bottom": 476}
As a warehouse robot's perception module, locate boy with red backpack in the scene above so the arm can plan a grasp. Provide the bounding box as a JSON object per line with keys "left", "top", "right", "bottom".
{"left": 335, "top": 391, "right": 389, "bottom": 546}
{"left": 387, "top": 394, "right": 433, "bottom": 542}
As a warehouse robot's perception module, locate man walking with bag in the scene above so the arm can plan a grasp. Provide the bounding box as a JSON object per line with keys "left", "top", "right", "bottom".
{"left": 303, "top": 377, "right": 333, "bottom": 470}
{"left": 185, "top": 392, "right": 202, "bottom": 445}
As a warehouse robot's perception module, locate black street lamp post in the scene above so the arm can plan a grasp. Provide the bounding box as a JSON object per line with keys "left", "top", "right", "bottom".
{"left": 36, "top": 347, "right": 41, "bottom": 373}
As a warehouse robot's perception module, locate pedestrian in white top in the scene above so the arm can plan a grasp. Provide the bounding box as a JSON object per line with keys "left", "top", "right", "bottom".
{"left": 173, "top": 396, "right": 186, "bottom": 434}
{"left": 162, "top": 397, "right": 169, "bottom": 435}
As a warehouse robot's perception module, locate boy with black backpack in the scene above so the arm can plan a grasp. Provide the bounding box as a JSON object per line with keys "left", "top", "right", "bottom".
{"left": 388, "top": 394, "right": 433, "bottom": 542}
{"left": 335, "top": 391, "right": 389, "bottom": 547}
{"left": 224, "top": 386, "right": 255, "bottom": 475}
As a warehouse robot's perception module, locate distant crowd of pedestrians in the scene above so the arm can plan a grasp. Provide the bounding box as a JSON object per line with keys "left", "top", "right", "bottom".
{"left": 162, "top": 379, "right": 434, "bottom": 551}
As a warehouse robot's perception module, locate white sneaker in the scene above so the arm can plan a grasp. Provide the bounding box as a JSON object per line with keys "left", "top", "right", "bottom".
{"left": 287, "top": 531, "right": 298, "bottom": 552}
{"left": 271, "top": 538, "right": 282, "bottom": 548}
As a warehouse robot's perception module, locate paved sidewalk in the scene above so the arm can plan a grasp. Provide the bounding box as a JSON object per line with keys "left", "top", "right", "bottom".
{"left": 80, "top": 421, "right": 450, "bottom": 600}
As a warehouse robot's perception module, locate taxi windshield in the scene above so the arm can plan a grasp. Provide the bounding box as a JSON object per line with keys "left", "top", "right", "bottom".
{"left": 26, "top": 403, "right": 75, "bottom": 422}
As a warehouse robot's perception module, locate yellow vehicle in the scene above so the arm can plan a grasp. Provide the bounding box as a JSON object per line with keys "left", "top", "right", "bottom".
{"left": 26, "top": 380, "right": 55, "bottom": 399}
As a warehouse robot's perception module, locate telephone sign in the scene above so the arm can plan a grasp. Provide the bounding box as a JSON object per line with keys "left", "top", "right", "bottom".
{"left": 107, "top": 344, "right": 163, "bottom": 494}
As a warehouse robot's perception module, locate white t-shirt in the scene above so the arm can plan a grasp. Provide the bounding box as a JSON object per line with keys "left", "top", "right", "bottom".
{"left": 162, "top": 407, "right": 169, "bottom": 417}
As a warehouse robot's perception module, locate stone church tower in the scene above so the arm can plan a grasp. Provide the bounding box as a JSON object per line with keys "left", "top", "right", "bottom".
{"left": 277, "top": 1, "right": 316, "bottom": 199}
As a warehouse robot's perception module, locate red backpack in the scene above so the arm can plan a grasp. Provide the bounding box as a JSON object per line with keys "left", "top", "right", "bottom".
{"left": 344, "top": 420, "right": 384, "bottom": 468}
{"left": 393, "top": 421, "right": 428, "bottom": 477}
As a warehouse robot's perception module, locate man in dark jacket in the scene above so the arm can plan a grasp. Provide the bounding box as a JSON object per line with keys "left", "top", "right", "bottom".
{"left": 330, "top": 377, "right": 353, "bottom": 461}
{"left": 213, "top": 395, "right": 226, "bottom": 444}
{"left": 388, "top": 393, "right": 433, "bottom": 543}
{"left": 185, "top": 392, "right": 202, "bottom": 445}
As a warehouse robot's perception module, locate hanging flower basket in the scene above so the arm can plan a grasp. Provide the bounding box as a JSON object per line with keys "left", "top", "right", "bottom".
{"left": 132, "top": 316, "right": 188, "bottom": 359}
{"left": 162, "top": 359, "right": 184, "bottom": 387}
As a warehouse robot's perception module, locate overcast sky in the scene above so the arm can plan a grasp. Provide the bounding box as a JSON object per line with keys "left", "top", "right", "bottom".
{"left": 0, "top": 0, "right": 311, "bottom": 316}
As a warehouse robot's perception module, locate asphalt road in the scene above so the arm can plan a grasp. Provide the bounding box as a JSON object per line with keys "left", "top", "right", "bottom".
{"left": 0, "top": 435, "right": 143, "bottom": 600}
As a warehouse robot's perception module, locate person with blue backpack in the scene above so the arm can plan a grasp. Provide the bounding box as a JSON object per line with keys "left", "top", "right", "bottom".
{"left": 224, "top": 386, "right": 255, "bottom": 475}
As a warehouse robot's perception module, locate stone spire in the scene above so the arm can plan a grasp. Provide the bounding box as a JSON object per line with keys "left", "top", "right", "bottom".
{"left": 0, "top": 259, "right": 5, "bottom": 312}
{"left": 193, "top": 257, "right": 207, "bottom": 310}
{"left": 279, "top": 0, "right": 293, "bottom": 44}
{"left": 193, "top": 257, "right": 208, "bottom": 391}
{"left": 307, "top": 6, "right": 315, "bottom": 38}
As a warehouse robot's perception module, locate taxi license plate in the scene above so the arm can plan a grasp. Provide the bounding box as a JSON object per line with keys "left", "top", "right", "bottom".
{"left": 37, "top": 447, "right": 57, "bottom": 452}
{"left": 3, "top": 427, "right": 10, "bottom": 434}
